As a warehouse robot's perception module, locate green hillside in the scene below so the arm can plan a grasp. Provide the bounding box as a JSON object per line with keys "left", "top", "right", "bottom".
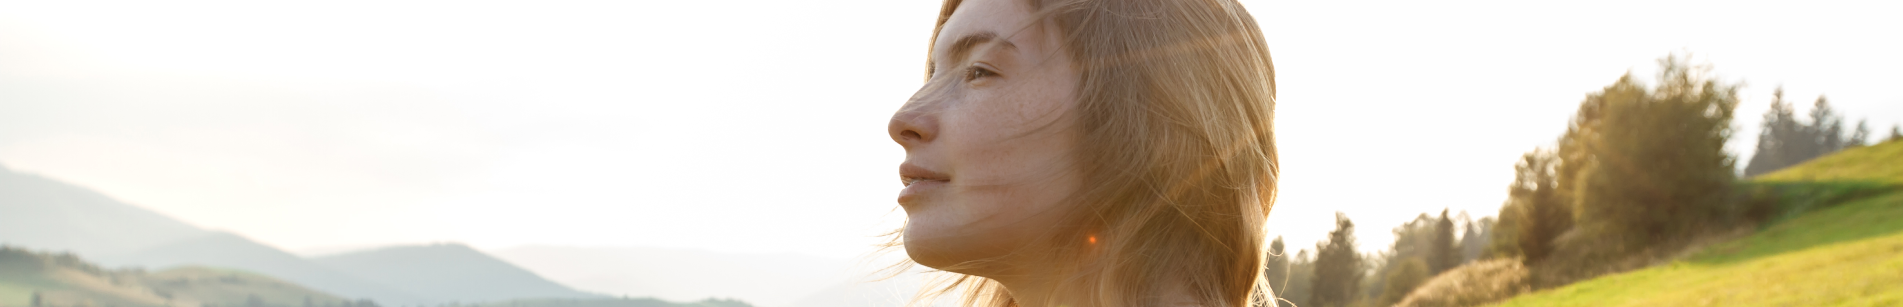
{"left": 0, "top": 246, "right": 354, "bottom": 307}
{"left": 1494, "top": 141, "right": 1903, "bottom": 307}
{"left": 0, "top": 246, "right": 759, "bottom": 307}
{"left": 1752, "top": 141, "right": 1903, "bottom": 184}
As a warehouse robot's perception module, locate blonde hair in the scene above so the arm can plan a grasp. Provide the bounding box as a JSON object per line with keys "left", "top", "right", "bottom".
{"left": 891, "top": 0, "right": 1278, "bottom": 306}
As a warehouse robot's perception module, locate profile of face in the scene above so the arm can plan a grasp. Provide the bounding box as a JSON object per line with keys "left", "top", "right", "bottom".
{"left": 888, "top": 0, "right": 1082, "bottom": 273}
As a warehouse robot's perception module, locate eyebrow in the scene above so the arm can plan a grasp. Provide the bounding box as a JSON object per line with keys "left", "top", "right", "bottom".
{"left": 941, "top": 31, "right": 1018, "bottom": 69}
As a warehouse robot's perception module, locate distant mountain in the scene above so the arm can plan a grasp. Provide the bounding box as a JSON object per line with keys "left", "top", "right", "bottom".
{"left": 314, "top": 243, "right": 600, "bottom": 303}
{"left": 0, "top": 245, "right": 353, "bottom": 307}
{"left": 0, "top": 164, "right": 206, "bottom": 257}
{"left": 0, "top": 164, "right": 764, "bottom": 307}
{"left": 95, "top": 232, "right": 427, "bottom": 306}
{"left": 491, "top": 246, "right": 858, "bottom": 307}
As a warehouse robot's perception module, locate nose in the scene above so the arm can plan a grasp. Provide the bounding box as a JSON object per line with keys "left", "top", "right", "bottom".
{"left": 889, "top": 107, "right": 938, "bottom": 150}
{"left": 889, "top": 86, "right": 944, "bottom": 150}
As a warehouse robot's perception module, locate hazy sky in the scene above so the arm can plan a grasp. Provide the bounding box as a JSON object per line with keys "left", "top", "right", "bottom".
{"left": 2, "top": 0, "right": 1899, "bottom": 259}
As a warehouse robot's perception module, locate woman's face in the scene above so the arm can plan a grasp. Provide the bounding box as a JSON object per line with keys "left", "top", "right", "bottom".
{"left": 888, "top": 0, "right": 1083, "bottom": 271}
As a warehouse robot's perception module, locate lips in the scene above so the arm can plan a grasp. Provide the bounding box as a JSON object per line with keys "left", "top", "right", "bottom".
{"left": 899, "top": 163, "right": 950, "bottom": 186}
{"left": 898, "top": 163, "right": 950, "bottom": 205}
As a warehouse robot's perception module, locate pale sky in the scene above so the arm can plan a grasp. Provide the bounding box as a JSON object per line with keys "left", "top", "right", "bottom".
{"left": 1, "top": 0, "right": 1898, "bottom": 259}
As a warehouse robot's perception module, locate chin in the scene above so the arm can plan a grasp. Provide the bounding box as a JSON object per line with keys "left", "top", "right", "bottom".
{"left": 902, "top": 222, "right": 956, "bottom": 268}
{"left": 902, "top": 240, "right": 955, "bottom": 270}
{"left": 903, "top": 223, "right": 989, "bottom": 272}
{"left": 904, "top": 222, "right": 1043, "bottom": 276}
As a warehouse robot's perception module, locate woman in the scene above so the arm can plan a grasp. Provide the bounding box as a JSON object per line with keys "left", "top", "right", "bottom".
{"left": 886, "top": 0, "right": 1277, "bottom": 306}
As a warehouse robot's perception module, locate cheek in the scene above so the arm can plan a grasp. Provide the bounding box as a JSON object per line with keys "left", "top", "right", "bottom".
{"left": 904, "top": 85, "right": 1083, "bottom": 267}
{"left": 944, "top": 87, "right": 1080, "bottom": 222}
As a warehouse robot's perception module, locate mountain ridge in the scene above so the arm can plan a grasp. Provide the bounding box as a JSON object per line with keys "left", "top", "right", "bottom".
{"left": 315, "top": 243, "right": 600, "bottom": 303}
{"left": 0, "top": 164, "right": 605, "bottom": 306}
{"left": 96, "top": 231, "right": 427, "bottom": 305}
{"left": 0, "top": 164, "right": 206, "bottom": 257}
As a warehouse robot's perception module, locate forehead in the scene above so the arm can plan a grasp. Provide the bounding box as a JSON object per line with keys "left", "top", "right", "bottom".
{"left": 934, "top": 0, "right": 1044, "bottom": 56}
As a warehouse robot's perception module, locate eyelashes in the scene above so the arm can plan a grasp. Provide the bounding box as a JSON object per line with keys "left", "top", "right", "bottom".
{"left": 963, "top": 64, "right": 999, "bottom": 82}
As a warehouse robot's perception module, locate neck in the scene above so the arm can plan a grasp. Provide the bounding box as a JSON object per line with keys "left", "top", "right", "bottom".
{"left": 994, "top": 275, "right": 1093, "bottom": 307}
{"left": 991, "top": 271, "right": 1198, "bottom": 307}
{"left": 977, "top": 246, "right": 1098, "bottom": 307}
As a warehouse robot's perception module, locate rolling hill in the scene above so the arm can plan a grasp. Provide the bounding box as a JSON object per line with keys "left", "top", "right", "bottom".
{"left": 1492, "top": 141, "right": 1903, "bottom": 306}
{"left": 2, "top": 246, "right": 747, "bottom": 307}
{"left": 0, "top": 164, "right": 205, "bottom": 257}
{"left": 0, "top": 163, "right": 609, "bottom": 306}
{"left": 314, "top": 244, "right": 599, "bottom": 303}
{"left": 96, "top": 232, "right": 426, "bottom": 305}
{"left": 0, "top": 246, "right": 355, "bottom": 307}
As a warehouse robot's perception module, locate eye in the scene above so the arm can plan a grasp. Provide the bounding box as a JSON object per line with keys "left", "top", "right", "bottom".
{"left": 963, "top": 64, "right": 999, "bottom": 82}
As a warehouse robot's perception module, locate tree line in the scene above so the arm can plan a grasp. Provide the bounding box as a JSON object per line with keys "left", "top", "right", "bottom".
{"left": 1742, "top": 88, "right": 1896, "bottom": 177}
{"left": 1261, "top": 54, "right": 1899, "bottom": 307}
{"left": 1264, "top": 210, "right": 1493, "bottom": 307}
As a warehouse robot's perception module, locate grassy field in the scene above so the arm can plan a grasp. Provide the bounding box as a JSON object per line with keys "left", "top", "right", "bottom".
{"left": 1752, "top": 141, "right": 1903, "bottom": 184}
{"left": 0, "top": 247, "right": 756, "bottom": 307}
{"left": 0, "top": 247, "right": 351, "bottom": 307}
{"left": 1493, "top": 141, "right": 1903, "bottom": 307}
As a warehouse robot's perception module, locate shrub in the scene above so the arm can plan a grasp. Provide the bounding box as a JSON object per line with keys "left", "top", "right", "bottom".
{"left": 1392, "top": 259, "right": 1530, "bottom": 307}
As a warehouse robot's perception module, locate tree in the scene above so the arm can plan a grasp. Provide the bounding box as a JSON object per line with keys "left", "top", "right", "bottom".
{"left": 1846, "top": 119, "right": 1871, "bottom": 148}
{"left": 1377, "top": 258, "right": 1431, "bottom": 306}
{"left": 1460, "top": 216, "right": 1495, "bottom": 262}
{"left": 1890, "top": 125, "right": 1902, "bottom": 143}
{"left": 1743, "top": 88, "right": 1803, "bottom": 177}
{"left": 1808, "top": 96, "right": 1844, "bottom": 153}
{"left": 1280, "top": 249, "right": 1315, "bottom": 307}
{"left": 1265, "top": 236, "right": 1291, "bottom": 302}
{"left": 1429, "top": 209, "right": 1459, "bottom": 274}
{"left": 1507, "top": 149, "right": 1568, "bottom": 263}
{"left": 1486, "top": 210, "right": 1522, "bottom": 259}
{"left": 1572, "top": 54, "right": 1738, "bottom": 247}
{"left": 1310, "top": 213, "right": 1363, "bottom": 307}
{"left": 1367, "top": 213, "right": 1437, "bottom": 301}
{"left": 1744, "top": 90, "right": 1854, "bottom": 176}
{"left": 1384, "top": 214, "right": 1436, "bottom": 261}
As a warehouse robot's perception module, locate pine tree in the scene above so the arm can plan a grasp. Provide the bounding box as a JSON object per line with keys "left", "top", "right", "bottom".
{"left": 1889, "top": 125, "right": 1902, "bottom": 143}
{"left": 1744, "top": 88, "right": 1802, "bottom": 177}
{"left": 1460, "top": 217, "right": 1495, "bottom": 262}
{"left": 1745, "top": 91, "right": 1853, "bottom": 176}
{"left": 1808, "top": 96, "right": 1844, "bottom": 153}
{"left": 1429, "top": 209, "right": 1459, "bottom": 274}
{"left": 1310, "top": 213, "right": 1363, "bottom": 307}
{"left": 1845, "top": 119, "right": 1871, "bottom": 148}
